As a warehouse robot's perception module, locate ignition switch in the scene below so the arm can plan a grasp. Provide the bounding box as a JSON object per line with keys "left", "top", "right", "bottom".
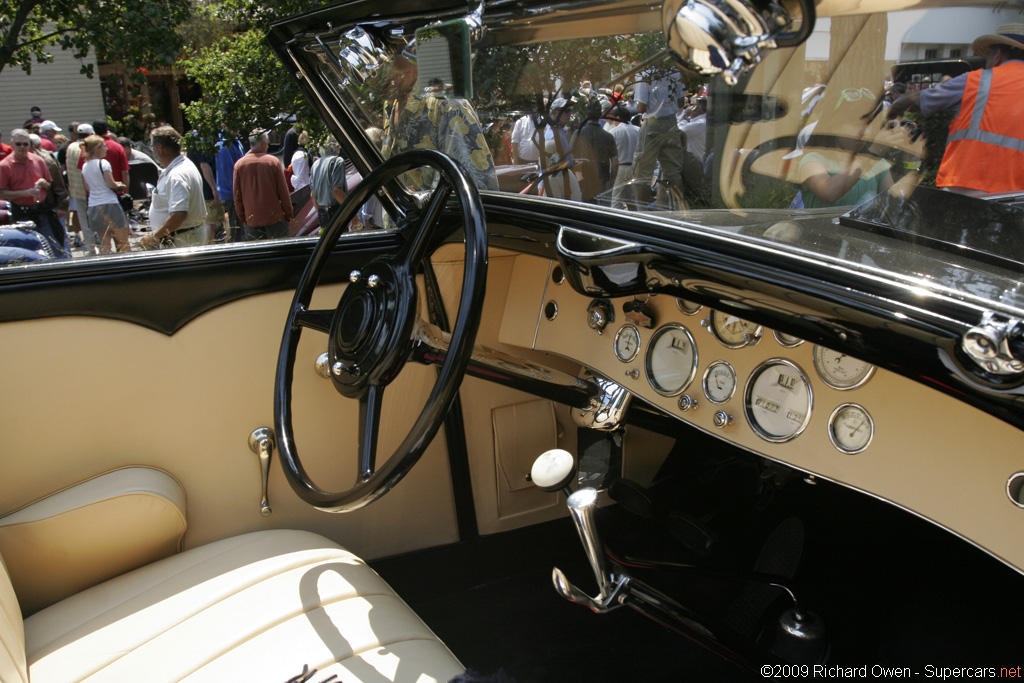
{"left": 587, "top": 298, "right": 614, "bottom": 333}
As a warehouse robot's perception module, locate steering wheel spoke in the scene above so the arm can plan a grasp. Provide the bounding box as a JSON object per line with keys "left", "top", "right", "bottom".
{"left": 400, "top": 178, "right": 453, "bottom": 271}
{"left": 275, "top": 149, "right": 488, "bottom": 513}
{"left": 294, "top": 307, "right": 334, "bottom": 334}
{"left": 358, "top": 383, "right": 383, "bottom": 481}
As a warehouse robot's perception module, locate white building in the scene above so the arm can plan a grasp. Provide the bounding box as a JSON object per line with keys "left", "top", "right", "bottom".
{"left": 0, "top": 44, "right": 105, "bottom": 140}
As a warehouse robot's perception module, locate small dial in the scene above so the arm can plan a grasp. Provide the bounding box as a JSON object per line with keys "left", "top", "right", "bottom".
{"left": 813, "top": 346, "right": 875, "bottom": 390}
{"left": 745, "top": 359, "right": 813, "bottom": 443}
{"left": 645, "top": 324, "right": 698, "bottom": 396}
{"left": 703, "top": 361, "right": 737, "bottom": 404}
{"left": 709, "top": 311, "right": 763, "bottom": 348}
{"left": 614, "top": 324, "right": 641, "bottom": 363}
{"left": 774, "top": 331, "right": 804, "bottom": 348}
{"left": 829, "top": 403, "right": 874, "bottom": 454}
{"left": 677, "top": 299, "right": 703, "bottom": 315}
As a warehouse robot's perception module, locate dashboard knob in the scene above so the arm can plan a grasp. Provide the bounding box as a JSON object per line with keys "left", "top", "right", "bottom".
{"left": 587, "top": 299, "right": 614, "bottom": 332}
{"left": 713, "top": 410, "right": 734, "bottom": 429}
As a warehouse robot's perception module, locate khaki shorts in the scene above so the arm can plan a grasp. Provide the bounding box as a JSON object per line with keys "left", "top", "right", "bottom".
{"left": 205, "top": 199, "right": 226, "bottom": 224}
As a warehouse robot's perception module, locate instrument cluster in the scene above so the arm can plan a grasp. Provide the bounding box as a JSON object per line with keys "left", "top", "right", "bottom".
{"left": 609, "top": 299, "right": 875, "bottom": 455}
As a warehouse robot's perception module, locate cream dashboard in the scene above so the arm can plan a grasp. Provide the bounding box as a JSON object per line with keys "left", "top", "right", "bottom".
{"left": 495, "top": 253, "right": 1024, "bottom": 576}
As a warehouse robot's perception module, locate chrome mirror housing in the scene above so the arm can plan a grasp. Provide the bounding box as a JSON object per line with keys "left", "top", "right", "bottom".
{"left": 663, "top": 0, "right": 814, "bottom": 85}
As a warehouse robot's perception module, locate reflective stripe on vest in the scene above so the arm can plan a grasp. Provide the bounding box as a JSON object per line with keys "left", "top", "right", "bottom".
{"left": 937, "top": 61, "right": 1024, "bottom": 192}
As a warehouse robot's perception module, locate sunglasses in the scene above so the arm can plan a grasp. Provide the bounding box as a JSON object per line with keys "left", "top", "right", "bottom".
{"left": 834, "top": 87, "right": 877, "bottom": 111}
{"left": 12, "top": 142, "right": 30, "bottom": 147}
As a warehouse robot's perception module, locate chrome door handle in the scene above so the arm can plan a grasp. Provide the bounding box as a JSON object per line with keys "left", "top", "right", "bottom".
{"left": 248, "top": 428, "right": 276, "bottom": 516}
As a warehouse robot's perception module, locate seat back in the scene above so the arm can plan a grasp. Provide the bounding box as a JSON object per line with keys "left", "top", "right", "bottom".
{"left": 0, "top": 553, "right": 28, "bottom": 683}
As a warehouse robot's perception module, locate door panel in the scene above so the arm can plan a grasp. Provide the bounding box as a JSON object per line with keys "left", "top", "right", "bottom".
{"left": 0, "top": 285, "right": 459, "bottom": 562}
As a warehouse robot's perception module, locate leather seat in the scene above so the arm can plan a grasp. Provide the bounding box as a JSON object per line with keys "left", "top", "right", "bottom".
{"left": 2, "top": 529, "right": 464, "bottom": 682}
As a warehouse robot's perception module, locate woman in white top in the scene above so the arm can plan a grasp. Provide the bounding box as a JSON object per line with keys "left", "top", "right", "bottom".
{"left": 290, "top": 131, "right": 311, "bottom": 191}
{"left": 82, "top": 135, "right": 130, "bottom": 253}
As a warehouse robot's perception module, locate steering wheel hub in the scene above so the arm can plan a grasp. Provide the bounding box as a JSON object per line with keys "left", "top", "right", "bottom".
{"left": 329, "top": 261, "right": 416, "bottom": 393}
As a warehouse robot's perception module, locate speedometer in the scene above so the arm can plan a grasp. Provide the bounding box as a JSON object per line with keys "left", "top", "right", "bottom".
{"left": 744, "top": 359, "right": 813, "bottom": 443}
{"left": 645, "top": 324, "right": 698, "bottom": 396}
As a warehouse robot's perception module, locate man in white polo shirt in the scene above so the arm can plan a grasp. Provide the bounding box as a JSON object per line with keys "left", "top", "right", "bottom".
{"left": 139, "top": 126, "right": 207, "bottom": 249}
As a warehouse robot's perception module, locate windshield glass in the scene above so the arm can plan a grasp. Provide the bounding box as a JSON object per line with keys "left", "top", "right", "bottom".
{"left": 301, "top": 1, "right": 1024, "bottom": 314}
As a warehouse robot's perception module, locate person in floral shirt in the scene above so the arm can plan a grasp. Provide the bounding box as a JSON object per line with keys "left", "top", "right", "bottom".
{"left": 381, "top": 53, "right": 498, "bottom": 193}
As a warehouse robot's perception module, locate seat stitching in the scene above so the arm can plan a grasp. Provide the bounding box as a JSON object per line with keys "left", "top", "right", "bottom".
{"left": 78, "top": 554, "right": 375, "bottom": 676}
{"left": 31, "top": 534, "right": 358, "bottom": 675}
{"left": 157, "top": 591, "right": 417, "bottom": 681}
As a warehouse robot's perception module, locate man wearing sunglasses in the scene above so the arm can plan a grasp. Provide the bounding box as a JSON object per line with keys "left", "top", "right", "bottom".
{"left": 0, "top": 129, "right": 68, "bottom": 257}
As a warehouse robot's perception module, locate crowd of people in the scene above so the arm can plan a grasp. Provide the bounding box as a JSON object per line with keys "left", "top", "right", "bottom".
{"left": 0, "top": 108, "right": 352, "bottom": 259}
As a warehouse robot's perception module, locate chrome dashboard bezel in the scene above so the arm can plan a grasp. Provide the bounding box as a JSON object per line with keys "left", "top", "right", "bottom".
{"left": 743, "top": 358, "right": 814, "bottom": 443}
{"left": 702, "top": 360, "right": 737, "bottom": 404}
{"left": 707, "top": 310, "right": 763, "bottom": 349}
{"left": 813, "top": 345, "right": 876, "bottom": 390}
{"left": 773, "top": 330, "right": 804, "bottom": 348}
{"left": 644, "top": 323, "right": 699, "bottom": 397}
{"left": 827, "top": 402, "right": 875, "bottom": 454}
{"left": 613, "top": 323, "right": 641, "bottom": 363}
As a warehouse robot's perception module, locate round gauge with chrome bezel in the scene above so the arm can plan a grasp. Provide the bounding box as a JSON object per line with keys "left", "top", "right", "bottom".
{"left": 703, "top": 361, "right": 737, "bottom": 404}
{"left": 614, "top": 324, "right": 641, "bottom": 363}
{"left": 677, "top": 299, "right": 703, "bottom": 315}
{"left": 744, "top": 359, "right": 813, "bottom": 443}
{"left": 645, "top": 324, "right": 698, "bottom": 396}
{"left": 708, "top": 311, "right": 763, "bottom": 348}
{"left": 828, "top": 403, "right": 874, "bottom": 454}
{"left": 813, "top": 346, "right": 875, "bottom": 390}
{"left": 774, "top": 331, "right": 804, "bottom": 348}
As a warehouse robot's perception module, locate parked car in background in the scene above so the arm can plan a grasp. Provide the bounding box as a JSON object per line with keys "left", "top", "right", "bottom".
{"left": 1, "top": 0, "right": 1023, "bottom": 680}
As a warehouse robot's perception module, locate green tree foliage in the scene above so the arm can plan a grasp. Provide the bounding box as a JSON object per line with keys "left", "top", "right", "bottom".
{"left": 0, "top": 0, "right": 191, "bottom": 77}
{"left": 180, "top": 0, "right": 333, "bottom": 153}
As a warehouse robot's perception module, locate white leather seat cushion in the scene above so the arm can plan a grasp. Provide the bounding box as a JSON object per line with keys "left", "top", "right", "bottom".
{"left": 24, "top": 529, "right": 463, "bottom": 683}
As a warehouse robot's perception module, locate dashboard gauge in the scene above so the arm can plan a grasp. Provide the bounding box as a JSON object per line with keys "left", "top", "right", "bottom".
{"left": 813, "top": 346, "right": 875, "bottom": 390}
{"left": 774, "top": 331, "right": 804, "bottom": 348}
{"left": 744, "top": 359, "right": 813, "bottom": 443}
{"left": 677, "top": 299, "right": 703, "bottom": 315}
{"left": 614, "top": 324, "right": 641, "bottom": 363}
{"left": 828, "top": 403, "right": 874, "bottom": 454}
{"left": 703, "top": 361, "right": 737, "bottom": 404}
{"left": 708, "top": 311, "right": 763, "bottom": 348}
{"left": 645, "top": 324, "right": 698, "bottom": 396}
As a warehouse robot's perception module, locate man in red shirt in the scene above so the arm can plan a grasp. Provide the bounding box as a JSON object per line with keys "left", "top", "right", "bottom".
{"left": 0, "top": 128, "right": 67, "bottom": 256}
{"left": 233, "top": 129, "right": 292, "bottom": 240}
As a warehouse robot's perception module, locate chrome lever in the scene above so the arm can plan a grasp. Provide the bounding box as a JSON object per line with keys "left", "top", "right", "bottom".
{"left": 552, "top": 487, "right": 628, "bottom": 612}
{"left": 248, "top": 428, "right": 276, "bottom": 516}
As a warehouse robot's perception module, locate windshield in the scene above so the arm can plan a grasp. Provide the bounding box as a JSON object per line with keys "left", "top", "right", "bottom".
{"left": 289, "top": 2, "right": 1024, "bottom": 314}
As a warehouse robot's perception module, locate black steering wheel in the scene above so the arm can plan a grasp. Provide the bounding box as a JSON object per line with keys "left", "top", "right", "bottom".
{"left": 274, "top": 149, "right": 488, "bottom": 512}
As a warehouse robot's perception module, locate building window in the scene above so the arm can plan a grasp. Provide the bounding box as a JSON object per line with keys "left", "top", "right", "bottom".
{"left": 925, "top": 48, "right": 939, "bottom": 59}
{"left": 950, "top": 48, "right": 962, "bottom": 58}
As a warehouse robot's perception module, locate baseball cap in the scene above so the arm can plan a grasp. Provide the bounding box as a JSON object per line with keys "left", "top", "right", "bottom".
{"left": 40, "top": 120, "right": 61, "bottom": 133}
{"left": 77, "top": 123, "right": 95, "bottom": 135}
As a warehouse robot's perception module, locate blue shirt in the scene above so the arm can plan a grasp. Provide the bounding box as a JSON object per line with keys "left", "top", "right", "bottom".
{"left": 215, "top": 138, "right": 245, "bottom": 202}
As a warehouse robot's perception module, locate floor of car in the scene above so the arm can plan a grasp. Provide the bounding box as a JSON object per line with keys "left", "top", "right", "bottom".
{"left": 372, "top": 429, "right": 1024, "bottom": 682}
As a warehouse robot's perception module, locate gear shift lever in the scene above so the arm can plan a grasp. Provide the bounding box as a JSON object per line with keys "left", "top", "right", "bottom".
{"left": 552, "top": 487, "right": 628, "bottom": 612}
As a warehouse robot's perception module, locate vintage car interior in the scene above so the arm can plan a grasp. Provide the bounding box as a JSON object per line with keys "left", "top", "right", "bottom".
{"left": 2, "top": 0, "right": 1024, "bottom": 680}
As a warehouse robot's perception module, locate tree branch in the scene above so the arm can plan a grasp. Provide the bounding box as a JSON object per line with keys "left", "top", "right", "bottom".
{"left": 0, "top": 0, "right": 46, "bottom": 75}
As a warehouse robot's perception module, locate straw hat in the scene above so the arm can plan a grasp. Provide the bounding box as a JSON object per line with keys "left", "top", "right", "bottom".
{"left": 972, "top": 23, "right": 1024, "bottom": 58}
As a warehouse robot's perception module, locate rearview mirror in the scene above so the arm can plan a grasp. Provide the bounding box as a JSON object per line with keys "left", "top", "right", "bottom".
{"left": 663, "top": 0, "right": 815, "bottom": 85}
